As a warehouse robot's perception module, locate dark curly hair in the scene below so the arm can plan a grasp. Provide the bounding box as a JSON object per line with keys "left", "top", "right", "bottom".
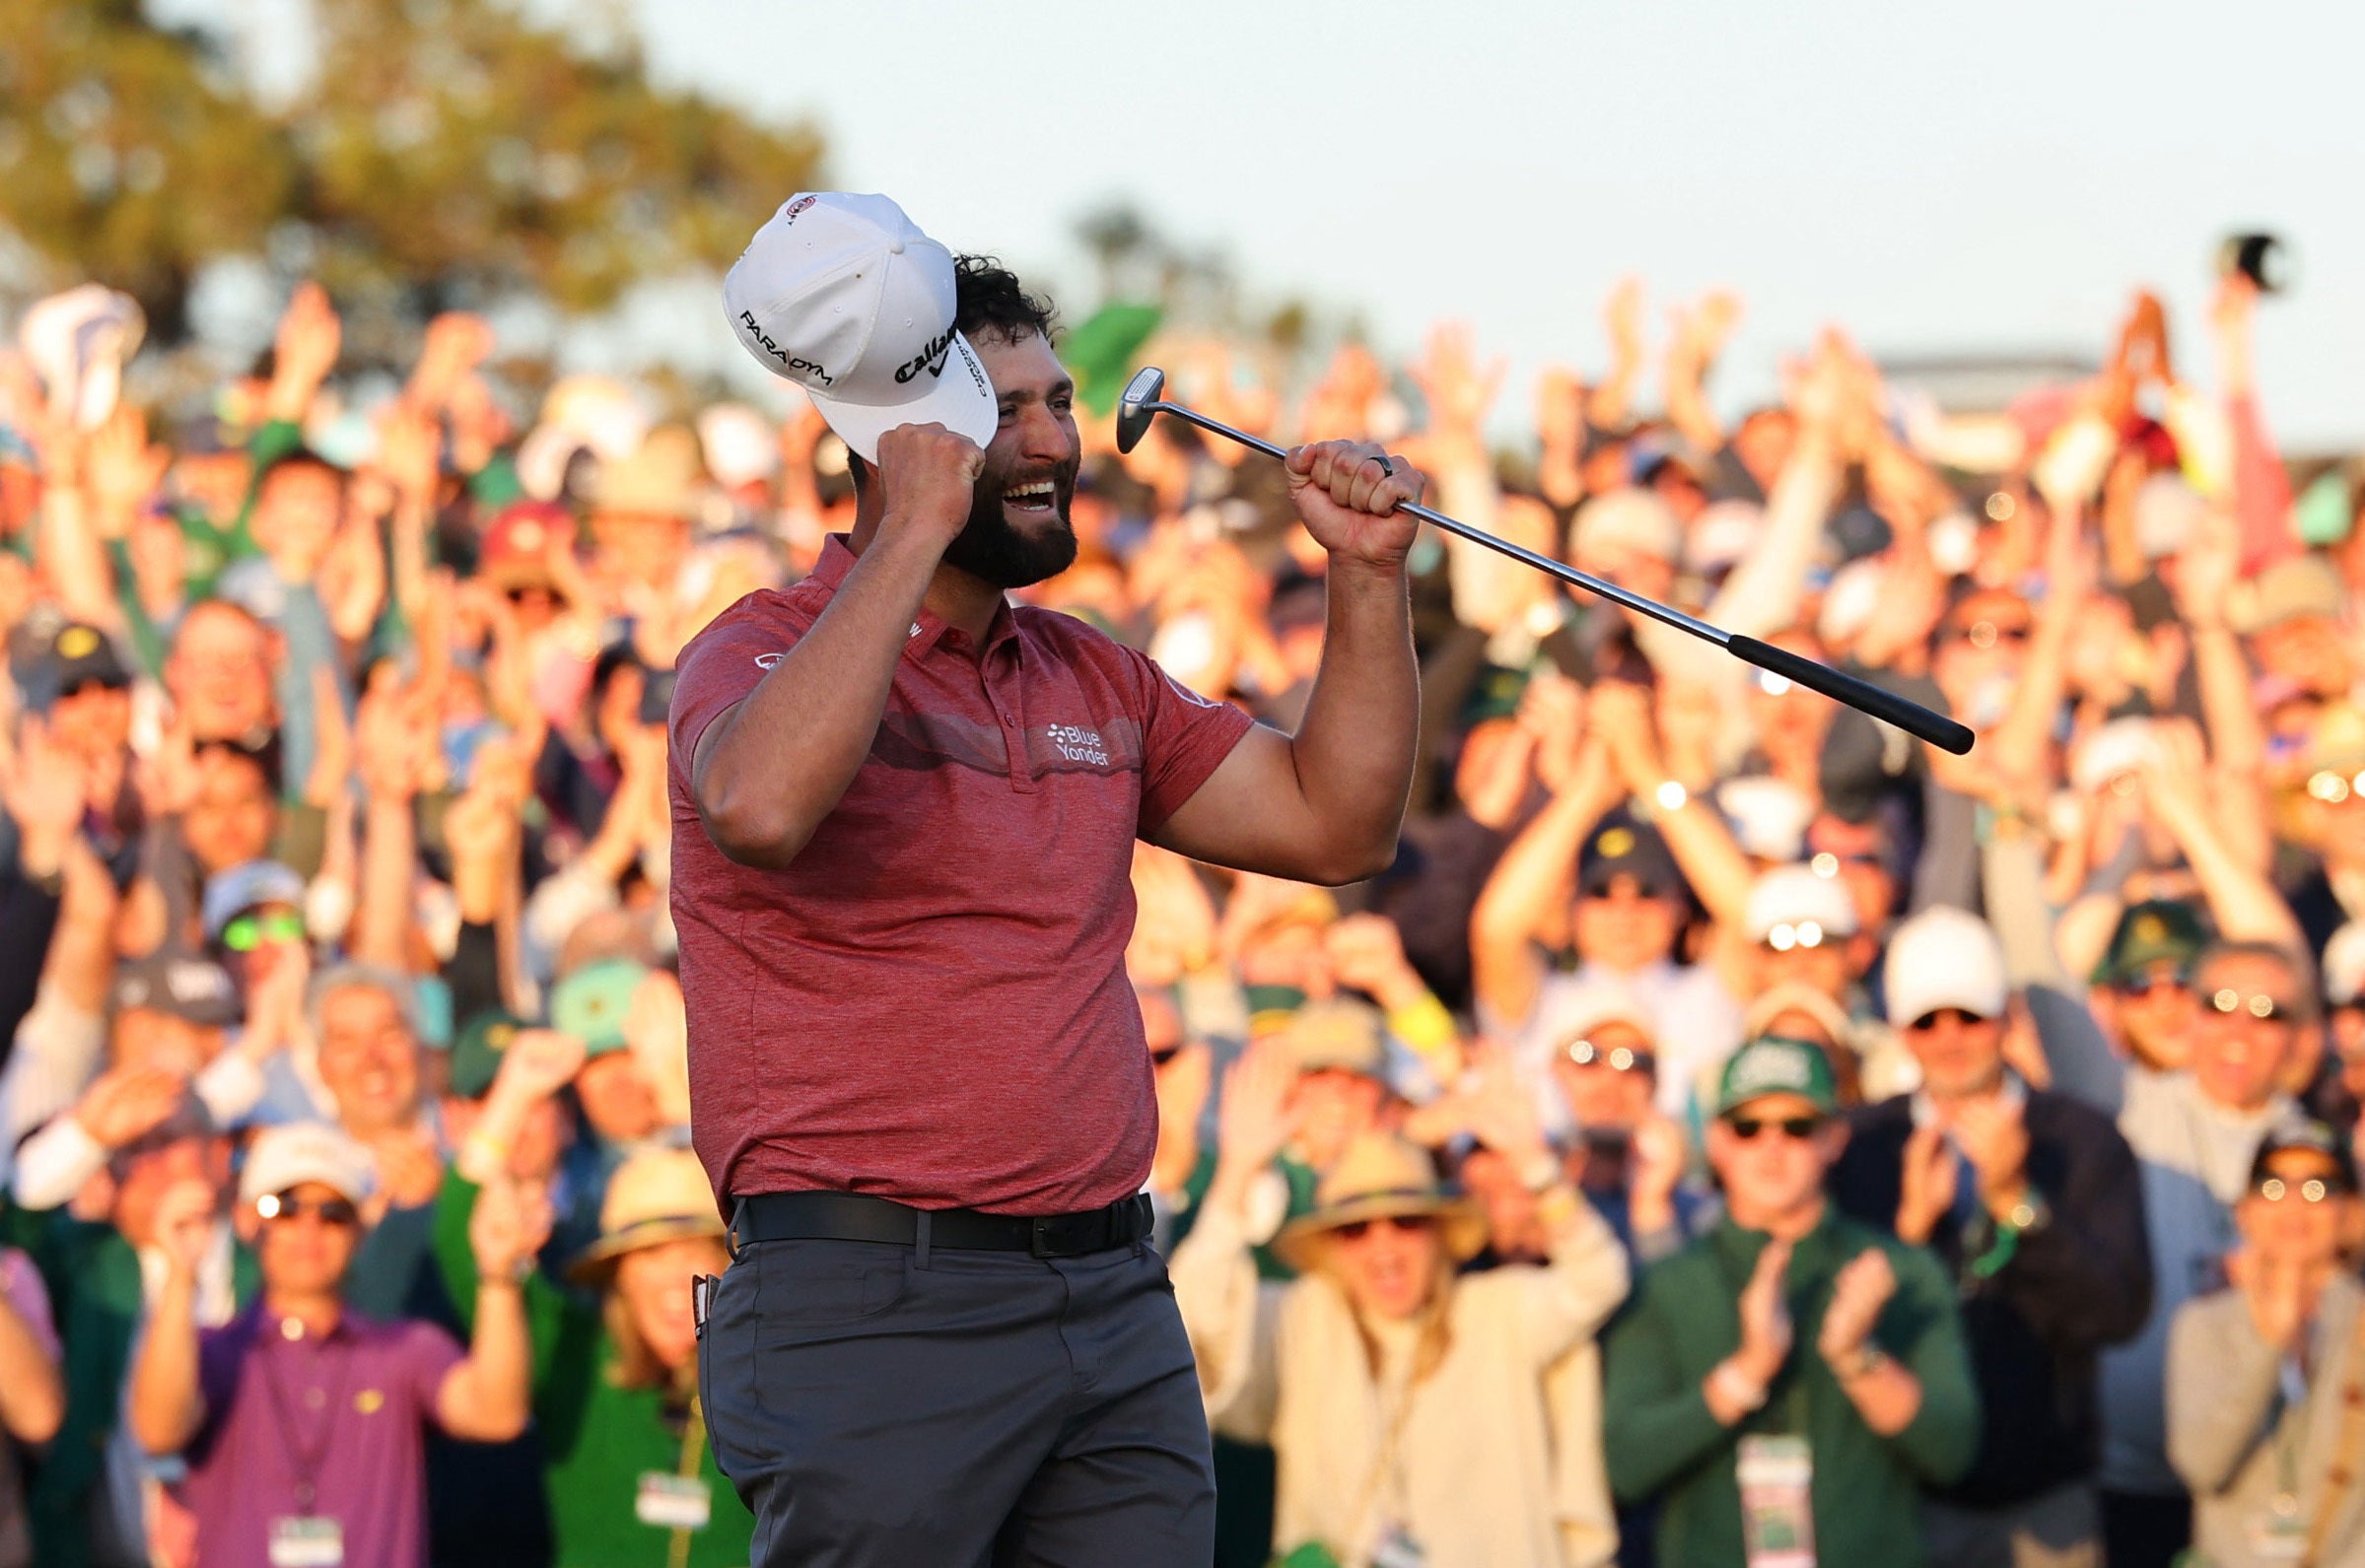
{"left": 951, "top": 254, "right": 1057, "bottom": 345}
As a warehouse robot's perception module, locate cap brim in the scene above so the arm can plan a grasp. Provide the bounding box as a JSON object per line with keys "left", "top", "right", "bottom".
{"left": 565, "top": 1215, "right": 730, "bottom": 1287}
{"left": 810, "top": 332, "right": 999, "bottom": 464}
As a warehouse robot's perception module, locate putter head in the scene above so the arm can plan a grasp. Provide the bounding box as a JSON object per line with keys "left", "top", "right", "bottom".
{"left": 1115, "top": 367, "right": 1167, "bottom": 454}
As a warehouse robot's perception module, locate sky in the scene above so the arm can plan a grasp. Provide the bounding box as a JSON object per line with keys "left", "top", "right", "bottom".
{"left": 615, "top": 0, "right": 2365, "bottom": 450}
{"left": 179, "top": 0, "right": 2365, "bottom": 451}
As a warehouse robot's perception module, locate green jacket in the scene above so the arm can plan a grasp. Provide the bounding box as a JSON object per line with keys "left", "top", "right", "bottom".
{"left": 1603, "top": 1208, "right": 1981, "bottom": 1567}
{"left": 539, "top": 1338, "right": 753, "bottom": 1568}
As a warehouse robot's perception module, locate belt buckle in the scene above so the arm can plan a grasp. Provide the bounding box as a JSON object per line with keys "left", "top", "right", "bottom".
{"left": 1029, "top": 1216, "right": 1057, "bottom": 1259}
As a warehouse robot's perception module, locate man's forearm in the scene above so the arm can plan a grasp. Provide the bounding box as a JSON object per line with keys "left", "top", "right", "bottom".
{"left": 450, "top": 1278, "right": 532, "bottom": 1440}
{"left": 128, "top": 1274, "right": 203, "bottom": 1454}
{"left": 693, "top": 531, "right": 945, "bottom": 869}
{"left": 1284, "top": 559, "right": 1418, "bottom": 883}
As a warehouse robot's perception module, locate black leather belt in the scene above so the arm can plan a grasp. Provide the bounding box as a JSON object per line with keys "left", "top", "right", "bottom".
{"left": 731, "top": 1190, "right": 1152, "bottom": 1259}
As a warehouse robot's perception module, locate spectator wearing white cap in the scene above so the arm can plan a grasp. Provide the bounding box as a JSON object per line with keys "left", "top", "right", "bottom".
{"left": 1830, "top": 907, "right": 2151, "bottom": 1567}
{"left": 1533, "top": 984, "right": 1703, "bottom": 1266}
{"left": 129, "top": 1123, "right": 546, "bottom": 1568}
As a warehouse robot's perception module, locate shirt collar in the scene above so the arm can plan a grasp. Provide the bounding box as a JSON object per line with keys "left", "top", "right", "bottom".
{"left": 1910, "top": 1068, "right": 2027, "bottom": 1130}
{"left": 812, "top": 532, "right": 1021, "bottom": 663}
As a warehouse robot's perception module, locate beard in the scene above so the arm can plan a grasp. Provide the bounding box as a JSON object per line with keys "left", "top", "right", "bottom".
{"left": 939, "top": 457, "right": 1080, "bottom": 589}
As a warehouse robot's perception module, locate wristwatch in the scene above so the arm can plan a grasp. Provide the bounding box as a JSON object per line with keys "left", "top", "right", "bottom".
{"left": 1998, "top": 1192, "right": 2050, "bottom": 1235}
{"left": 1832, "top": 1344, "right": 1890, "bottom": 1382}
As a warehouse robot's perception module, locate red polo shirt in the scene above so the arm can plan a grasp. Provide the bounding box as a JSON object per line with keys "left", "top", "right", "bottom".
{"left": 667, "top": 536, "right": 1253, "bottom": 1215}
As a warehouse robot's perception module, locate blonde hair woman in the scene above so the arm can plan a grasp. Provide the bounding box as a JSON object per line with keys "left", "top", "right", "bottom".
{"left": 1172, "top": 1040, "right": 1631, "bottom": 1568}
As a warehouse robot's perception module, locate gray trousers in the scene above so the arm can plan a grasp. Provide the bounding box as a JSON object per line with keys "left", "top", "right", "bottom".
{"left": 699, "top": 1234, "right": 1217, "bottom": 1567}
{"left": 1922, "top": 1482, "right": 2102, "bottom": 1568}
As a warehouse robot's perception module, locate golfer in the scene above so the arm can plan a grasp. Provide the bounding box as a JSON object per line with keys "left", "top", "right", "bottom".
{"left": 671, "top": 191, "right": 1424, "bottom": 1564}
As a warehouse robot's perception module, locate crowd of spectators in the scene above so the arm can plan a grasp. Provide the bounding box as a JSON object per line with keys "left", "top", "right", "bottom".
{"left": 0, "top": 257, "right": 2358, "bottom": 1568}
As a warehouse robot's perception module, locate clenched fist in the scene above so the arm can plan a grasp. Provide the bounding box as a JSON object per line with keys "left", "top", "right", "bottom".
{"left": 1285, "top": 440, "right": 1423, "bottom": 571}
{"left": 874, "top": 423, "right": 985, "bottom": 548}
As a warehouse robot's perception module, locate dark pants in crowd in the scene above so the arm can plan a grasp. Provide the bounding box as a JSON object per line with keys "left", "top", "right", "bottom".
{"left": 2098, "top": 1488, "right": 2191, "bottom": 1568}
{"left": 700, "top": 1233, "right": 1216, "bottom": 1567}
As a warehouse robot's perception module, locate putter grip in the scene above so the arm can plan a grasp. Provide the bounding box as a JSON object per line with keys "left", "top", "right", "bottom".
{"left": 1727, "top": 636, "right": 1975, "bottom": 756}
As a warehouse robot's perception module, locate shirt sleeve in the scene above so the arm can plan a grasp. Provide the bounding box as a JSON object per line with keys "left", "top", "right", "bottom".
{"left": 403, "top": 1320, "right": 469, "bottom": 1423}
{"left": 1122, "top": 647, "right": 1255, "bottom": 833}
{"left": 665, "top": 597, "right": 801, "bottom": 772}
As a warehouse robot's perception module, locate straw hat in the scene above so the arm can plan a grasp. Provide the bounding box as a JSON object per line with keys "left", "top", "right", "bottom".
{"left": 566, "top": 1148, "right": 726, "bottom": 1287}
{"left": 591, "top": 426, "right": 704, "bottom": 521}
{"left": 1273, "top": 1134, "right": 1488, "bottom": 1275}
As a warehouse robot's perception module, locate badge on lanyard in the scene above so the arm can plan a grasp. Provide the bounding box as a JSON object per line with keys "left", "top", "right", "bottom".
{"left": 267, "top": 1516, "right": 344, "bottom": 1568}
{"left": 1735, "top": 1433, "right": 1816, "bottom": 1568}
{"left": 636, "top": 1471, "right": 713, "bottom": 1532}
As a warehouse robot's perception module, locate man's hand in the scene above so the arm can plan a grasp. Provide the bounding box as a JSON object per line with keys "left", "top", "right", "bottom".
{"left": 467, "top": 1174, "right": 553, "bottom": 1284}
{"left": 1628, "top": 1114, "right": 1689, "bottom": 1219}
{"left": 1951, "top": 1095, "right": 2033, "bottom": 1218}
{"left": 1323, "top": 913, "right": 1426, "bottom": 1012}
{"left": 491, "top": 1028, "right": 587, "bottom": 1110}
{"left": 873, "top": 424, "right": 985, "bottom": 549}
{"left": 1817, "top": 1247, "right": 1898, "bottom": 1363}
{"left": 85, "top": 403, "right": 169, "bottom": 532}
{"left": 2, "top": 715, "right": 88, "bottom": 879}
{"left": 1460, "top": 1043, "right": 1553, "bottom": 1175}
{"left": 1214, "top": 1038, "right": 1302, "bottom": 1178}
{"left": 1149, "top": 1041, "right": 1213, "bottom": 1194}
{"left": 74, "top": 1065, "right": 185, "bottom": 1151}
{"left": 1284, "top": 440, "right": 1423, "bottom": 572}
{"left": 265, "top": 283, "right": 342, "bottom": 425}
{"left": 153, "top": 1178, "right": 219, "bottom": 1282}
{"left": 1896, "top": 1122, "right": 1959, "bottom": 1247}
{"left": 1734, "top": 1238, "right": 1795, "bottom": 1385}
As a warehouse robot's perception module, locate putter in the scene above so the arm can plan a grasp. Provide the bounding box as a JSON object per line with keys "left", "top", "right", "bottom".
{"left": 1116, "top": 367, "right": 1974, "bottom": 755}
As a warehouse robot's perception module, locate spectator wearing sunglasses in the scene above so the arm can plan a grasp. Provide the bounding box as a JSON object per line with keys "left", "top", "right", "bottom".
{"left": 1173, "top": 1038, "right": 1630, "bottom": 1568}
{"left": 1604, "top": 1034, "right": 1979, "bottom": 1567}
{"left": 1829, "top": 907, "right": 2150, "bottom": 1568}
{"left": 2051, "top": 938, "right": 2318, "bottom": 1568}
{"left": 2086, "top": 900, "right": 2210, "bottom": 1078}
{"left": 2168, "top": 1124, "right": 2365, "bottom": 1568}
{"left": 1535, "top": 986, "right": 1703, "bottom": 1265}
{"left": 128, "top": 1122, "right": 546, "bottom": 1568}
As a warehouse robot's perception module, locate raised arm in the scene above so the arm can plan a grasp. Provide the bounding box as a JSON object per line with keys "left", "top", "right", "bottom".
{"left": 1148, "top": 441, "right": 1422, "bottom": 886}
{"left": 128, "top": 1179, "right": 219, "bottom": 1455}
{"left": 1470, "top": 739, "right": 1622, "bottom": 1028}
{"left": 690, "top": 427, "right": 978, "bottom": 869}
{"left": 434, "top": 1174, "right": 547, "bottom": 1442}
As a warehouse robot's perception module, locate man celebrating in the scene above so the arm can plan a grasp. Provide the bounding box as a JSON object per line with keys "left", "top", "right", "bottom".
{"left": 675, "top": 193, "right": 1423, "bottom": 1562}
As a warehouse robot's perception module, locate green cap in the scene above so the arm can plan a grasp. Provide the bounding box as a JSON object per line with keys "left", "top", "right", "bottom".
{"left": 449, "top": 1010, "right": 525, "bottom": 1101}
{"left": 2090, "top": 899, "right": 2208, "bottom": 989}
{"left": 550, "top": 958, "right": 648, "bottom": 1057}
{"left": 1714, "top": 1035, "right": 1840, "bottom": 1118}
{"left": 2295, "top": 472, "right": 2355, "bottom": 549}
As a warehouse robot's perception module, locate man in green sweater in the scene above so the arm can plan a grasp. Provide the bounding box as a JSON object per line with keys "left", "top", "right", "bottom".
{"left": 1605, "top": 1035, "right": 1981, "bottom": 1565}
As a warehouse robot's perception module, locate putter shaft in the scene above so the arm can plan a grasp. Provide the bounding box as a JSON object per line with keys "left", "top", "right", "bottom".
{"left": 1134, "top": 393, "right": 1975, "bottom": 756}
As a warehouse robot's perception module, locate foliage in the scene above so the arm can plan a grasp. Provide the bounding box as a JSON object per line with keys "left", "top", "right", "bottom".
{"left": 0, "top": 0, "right": 825, "bottom": 346}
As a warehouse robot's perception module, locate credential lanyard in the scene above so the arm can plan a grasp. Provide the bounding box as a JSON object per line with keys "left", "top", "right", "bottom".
{"left": 256, "top": 1323, "right": 355, "bottom": 1515}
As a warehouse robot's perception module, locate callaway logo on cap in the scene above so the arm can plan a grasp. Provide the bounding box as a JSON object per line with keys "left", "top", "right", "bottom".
{"left": 722, "top": 192, "right": 997, "bottom": 463}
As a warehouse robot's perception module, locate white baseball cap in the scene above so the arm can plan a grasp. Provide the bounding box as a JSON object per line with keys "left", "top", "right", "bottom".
{"left": 1884, "top": 905, "right": 2008, "bottom": 1025}
{"left": 240, "top": 1122, "right": 378, "bottom": 1208}
{"left": 1745, "top": 863, "right": 1861, "bottom": 946}
{"left": 722, "top": 192, "right": 997, "bottom": 463}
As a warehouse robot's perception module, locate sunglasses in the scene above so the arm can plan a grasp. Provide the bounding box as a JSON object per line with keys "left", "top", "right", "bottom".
{"left": 1148, "top": 1046, "right": 1182, "bottom": 1068}
{"left": 2306, "top": 770, "right": 2365, "bottom": 806}
{"left": 1726, "top": 1115, "right": 1824, "bottom": 1142}
{"left": 1333, "top": 1214, "right": 1434, "bottom": 1242}
{"left": 1907, "top": 1007, "right": 1990, "bottom": 1032}
{"left": 1762, "top": 921, "right": 1830, "bottom": 953}
{"left": 222, "top": 911, "right": 308, "bottom": 953}
{"left": 1564, "top": 1039, "right": 1655, "bottom": 1074}
{"left": 2117, "top": 973, "right": 2192, "bottom": 998}
{"left": 2256, "top": 1176, "right": 2346, "bottom": 1205}
{"left": 255, "top": 1192, "right": 360, "bottom": 1227}
{"left": 2209, "top": 989, "right": 2292, "bottom": 1024}
{"left": 1807, "top": 852, "right": 1884, "bottom": 879}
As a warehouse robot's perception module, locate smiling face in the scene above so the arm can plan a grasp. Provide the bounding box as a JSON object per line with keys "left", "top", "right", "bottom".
{"left": 938, "top": 330, "right": 1080, "bottom": 590}
{"left": 2189, "top": 951, "right": 2308, "bottom": 1113}
{"left": 614, "top": 1235, "right": 731, "bottom": 1374}
{"left": 315, "top": 983, "right": 423, "bottom": 1138}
